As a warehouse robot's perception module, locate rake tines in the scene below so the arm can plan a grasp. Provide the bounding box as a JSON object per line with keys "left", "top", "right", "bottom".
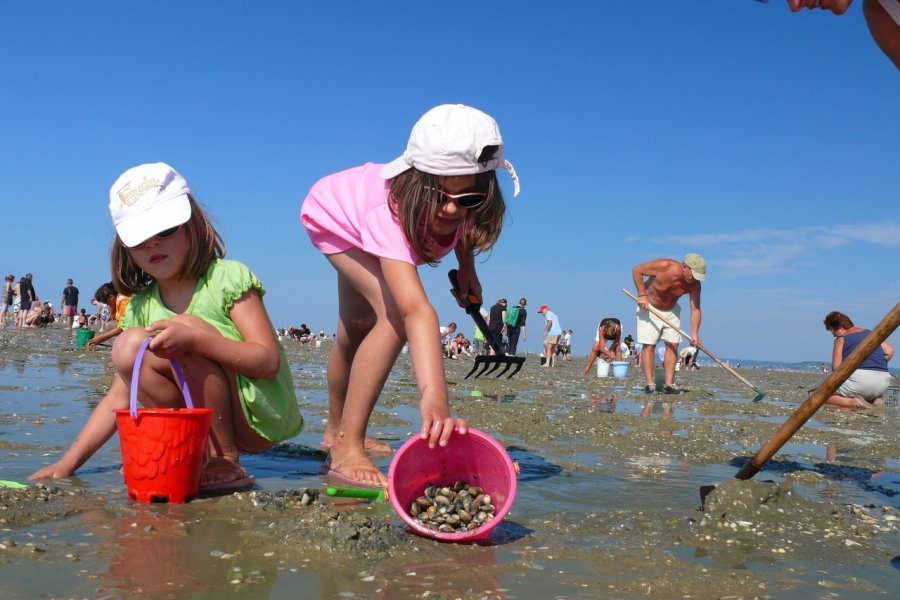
{"left": 501, "top": 357, "right": 526, "bottom": 379}
{"left": 464, "top": 356, "right": 526, "bottom": 379}
{"left": 448, "top": 269, "right": 527, "bottom": 380}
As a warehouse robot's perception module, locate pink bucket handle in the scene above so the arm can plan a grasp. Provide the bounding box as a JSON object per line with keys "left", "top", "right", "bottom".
{"left": 130, "top": 337, "right": 195, "bottom": 418}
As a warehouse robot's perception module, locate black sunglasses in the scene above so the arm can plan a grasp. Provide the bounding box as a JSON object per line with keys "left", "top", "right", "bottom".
{"left": 423, "top": 185, "right": 488, "bottom": 209}
{"left": 133, "top": 224, "right": 182, "bottom": 248}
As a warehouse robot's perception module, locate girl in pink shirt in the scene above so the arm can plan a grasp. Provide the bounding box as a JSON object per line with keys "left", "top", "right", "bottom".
{"left": 301, "top": 104, "right": 520, "bottom": 487}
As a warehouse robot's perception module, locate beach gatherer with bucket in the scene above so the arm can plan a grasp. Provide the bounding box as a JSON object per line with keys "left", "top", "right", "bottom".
{"left": 301, "top": 104, "right": 521, "bottom": 488}
{"left": 30, "top": 162, "right": 303, "bottom": 492}
{"left": 583, "top": 317, "right": 623, "bottom": 376}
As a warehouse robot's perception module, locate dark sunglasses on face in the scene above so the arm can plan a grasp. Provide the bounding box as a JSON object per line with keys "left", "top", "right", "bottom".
{"left": 423, "top": 185, "right": 488, "bottom": 209}
{"left": 133, "top": 224, "right": 181, "bottom": 248}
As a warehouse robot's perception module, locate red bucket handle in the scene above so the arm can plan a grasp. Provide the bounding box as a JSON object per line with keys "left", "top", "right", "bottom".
{"left": 129, "top": 337, "right": 195, "bottom": 418}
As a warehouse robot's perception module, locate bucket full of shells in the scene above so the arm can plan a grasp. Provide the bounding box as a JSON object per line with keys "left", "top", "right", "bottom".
{"left": 114, "top": 338, "right": 214, "bottom": 503}
{"left": 388, "top": 428, "right": 517, "bottom": 542}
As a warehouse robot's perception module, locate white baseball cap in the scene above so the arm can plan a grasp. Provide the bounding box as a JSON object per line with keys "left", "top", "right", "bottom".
{"left": 379, "top": 104, "right": 520, "bottom": 196}
{"left": 109, "top": 162, "right": 192, "bottom": 247}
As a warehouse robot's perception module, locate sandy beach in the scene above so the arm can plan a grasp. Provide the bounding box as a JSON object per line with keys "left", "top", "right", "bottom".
{"left": 1, "top": 326, "right": 897, "bottom": 599}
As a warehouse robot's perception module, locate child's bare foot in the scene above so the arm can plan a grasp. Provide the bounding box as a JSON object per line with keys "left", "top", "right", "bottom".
{"left": 200, "top": 456, "right": 255, "bottom": 491}
{"left": 321, "top": 432, "right": 393, "bottom": 455}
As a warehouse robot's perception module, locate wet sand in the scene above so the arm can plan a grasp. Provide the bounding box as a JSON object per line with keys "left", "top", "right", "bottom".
{"left": 0, "top": 327, "right": 897, "bottom": 599}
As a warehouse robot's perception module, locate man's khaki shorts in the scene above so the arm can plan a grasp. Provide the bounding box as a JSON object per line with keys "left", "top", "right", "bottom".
{"left": 636, "top": 303, "right": 681, "bottom": 345}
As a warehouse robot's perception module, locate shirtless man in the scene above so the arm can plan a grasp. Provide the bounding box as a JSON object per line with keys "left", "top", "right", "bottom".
{"left": 631, "top": 254, "right": 706, "bottom": 394}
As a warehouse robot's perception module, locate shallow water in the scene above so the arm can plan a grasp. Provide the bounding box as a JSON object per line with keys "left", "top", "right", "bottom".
{"left": 1, "top": 328, "right": 898, "bottom": 599}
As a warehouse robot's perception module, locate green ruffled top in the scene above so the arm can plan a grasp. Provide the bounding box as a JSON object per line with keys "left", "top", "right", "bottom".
{"left": 121, "top": 258, "right": 303, "bottom": 442}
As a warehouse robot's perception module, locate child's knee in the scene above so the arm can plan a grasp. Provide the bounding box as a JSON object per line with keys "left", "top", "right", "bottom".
{"left": 111, "top": 328, "right": 152, "bottom": 369}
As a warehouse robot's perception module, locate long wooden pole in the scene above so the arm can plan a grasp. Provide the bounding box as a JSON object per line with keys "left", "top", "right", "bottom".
{"left": 734, "top": 302, "right": 900, "bottom": 480}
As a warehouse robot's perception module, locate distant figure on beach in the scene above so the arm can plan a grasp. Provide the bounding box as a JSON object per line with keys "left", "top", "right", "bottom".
{"left": 76, "top": 308, "right": 88, "bottom": 329}
{"left": 538, "top": 305, "right": 562, "bottom": 367}
{"left": 583, "top": 318, "right": 622, "bottom": 376}
{"left": 823, "top": 310, "right": 894, "bottom": 408}
{"left": 41, "top": 301, "right": 55, "bottom": 326}
{"left": 24, "top": 297, "right": 45, "bottom": 327}
{"left": 784, "top": 0, "right": 900, "bottom": 69}
{"left": 680, "top": 345, "right": 699, "bottom": 371}
{"left": 440, "top": 322, "right": 458, "bottom": 357}
{"left": 16, "top": 274, "right": 36, "bottom": 328}
{"left": 87, "top": 282, "right": 130, "bottom": 348}
{"left": 624, "top": 334, "right": 639, "bottom": 366}
{"left": 505, "top": 298, "right": 527, "bottom": 355}
{"left": 301, "top": 104, "right": 519, "bottom": 487}
{"left": 472, "top": 308, "right": 490, "bottom": 355}
{"left": 559, "top": 329, "right": 573, "bottom": 360}
{"left": 30, "top": 162, "right": 302, "bottom": 490}
{"left": 632, "top": 254, "right": 705, "bottom": 395}
{"left": 60, "top": 278, "right": 79, "bottom": 329}
{"left": 821, "top": 362, "right": 829, "bottom": 374}
{"left": 448, "top": 333, "right": 471, "bottom": 359}
{"left": 97, "top": 296, "right": 111, "bottom": 330}
{"left": 488, "top": 298, "right": 507, "bottom": 356}
{"left": 1, "top": 274, "right": 14, "bottom": 327}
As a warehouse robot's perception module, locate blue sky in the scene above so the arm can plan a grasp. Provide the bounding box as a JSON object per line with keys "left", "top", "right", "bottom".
{"left": 2, "top": 1, "right": 897, "bottom": 363}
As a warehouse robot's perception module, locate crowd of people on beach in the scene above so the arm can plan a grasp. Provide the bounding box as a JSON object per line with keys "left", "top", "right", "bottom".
{"left": 1, "top": 274, "right": 131, "bottom": 343}
{"left": 277, "top": 325, "right": 334, "bottom": 345}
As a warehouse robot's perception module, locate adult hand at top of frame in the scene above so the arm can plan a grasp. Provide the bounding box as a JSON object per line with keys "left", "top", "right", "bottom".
{"left": 788, "top": 0, "right": 852, "bottom": 14}
{"left": 784, "top": 0, "right": 900, "bottom": 69}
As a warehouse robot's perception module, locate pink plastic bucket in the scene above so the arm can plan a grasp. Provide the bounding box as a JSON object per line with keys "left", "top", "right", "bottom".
{"left": 388, "top": 428, "right": 517, "bottom": 542}
{"left": 114, "top": 338, "right": 213, "bottom": 503}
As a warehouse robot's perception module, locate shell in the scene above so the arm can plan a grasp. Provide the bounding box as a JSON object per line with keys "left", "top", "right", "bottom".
{"left": 408, "top": 479, "right": 498, "bottom": 534}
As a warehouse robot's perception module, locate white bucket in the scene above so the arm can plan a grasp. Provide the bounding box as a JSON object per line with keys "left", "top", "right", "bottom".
{"left": 315, "top": 339, "right": 322, "bottom": 349}
{"left": 597, "top": 360, "right": 610, "bottom": 378}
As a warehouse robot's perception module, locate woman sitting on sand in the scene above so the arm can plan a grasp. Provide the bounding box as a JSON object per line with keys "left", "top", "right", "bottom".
{"left": 823, "top": 311, "right": 894, "bottom": 408}
{"left": 24, "top": 297, "right": 44, "bottom": 327}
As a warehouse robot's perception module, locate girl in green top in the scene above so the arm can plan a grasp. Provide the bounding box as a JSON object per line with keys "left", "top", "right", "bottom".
{"left": 30, "top": 163, "right": 302, "bottom": 491}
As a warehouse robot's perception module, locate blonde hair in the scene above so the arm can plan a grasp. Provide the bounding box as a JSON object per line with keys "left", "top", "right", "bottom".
{"left": 111, "top": 195, "right": 225, "bottom": 296}
{"left": 388, "top": 169, "right": 505, "bottom": 266}
{"left": 600, "top": 318, "right": 621, "bottom": 341}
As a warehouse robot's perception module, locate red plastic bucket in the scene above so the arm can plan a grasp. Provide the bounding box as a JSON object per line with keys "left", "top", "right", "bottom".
{"left": 388, "top": 428, "right": 517, "bottom": 542}
{"left": 114, "top": 338, "right": 213, "bottom": 503}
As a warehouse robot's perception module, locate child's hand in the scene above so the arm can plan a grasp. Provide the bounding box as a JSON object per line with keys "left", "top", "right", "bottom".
{"left": 29, "top": 461, "right": 75, "bottom": 481}
{"left": 420, "top": 403, "right": 468, "bottom": 449}
{"left": 454, "top": 265, "right": 482, "bottom": 306}
{"left": 145, "top": 314, "right": 212, "bottom": 359}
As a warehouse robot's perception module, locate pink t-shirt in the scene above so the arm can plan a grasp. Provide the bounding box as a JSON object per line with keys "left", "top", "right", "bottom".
{"left": 301, "top": 163, "right": 461, "bottom": 265}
